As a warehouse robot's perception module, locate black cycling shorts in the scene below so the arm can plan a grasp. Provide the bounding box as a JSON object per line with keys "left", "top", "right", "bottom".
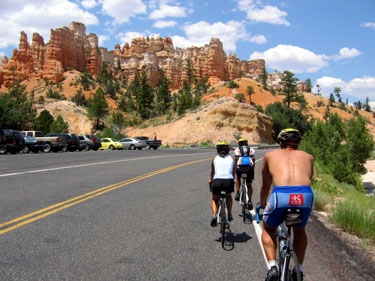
{"left": 211, "top": 179, "right": 234, "bottom": 196}
{"left": 236, "top": 165, "right": 254, "bottom": 183}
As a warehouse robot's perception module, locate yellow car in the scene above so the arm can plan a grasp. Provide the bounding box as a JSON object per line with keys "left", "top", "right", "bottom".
{"left": 99, "top": 138, "right": 124, "bottom": 150}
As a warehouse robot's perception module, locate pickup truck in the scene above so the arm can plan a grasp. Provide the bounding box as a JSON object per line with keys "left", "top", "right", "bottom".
{"left": 134, "top": 136, "right": 162, "bottom": 150}
{"left": 21, "top": 131, "right": 67, "bottom": 153}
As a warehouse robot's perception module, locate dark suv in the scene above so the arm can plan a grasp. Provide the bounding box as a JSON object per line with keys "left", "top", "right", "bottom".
{"left": 85, "top": 134, "right": 102, "bottom": 151}
{"left": 45, "top": 133, "right": 81, "bottom": 152}
{"left": 0, "top": 129, "right": 26, "bottom": 154}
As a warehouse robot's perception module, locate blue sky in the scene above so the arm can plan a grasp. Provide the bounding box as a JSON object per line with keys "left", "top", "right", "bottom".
{"left": 0, "top": 0, "right": 374, "bottom": 105}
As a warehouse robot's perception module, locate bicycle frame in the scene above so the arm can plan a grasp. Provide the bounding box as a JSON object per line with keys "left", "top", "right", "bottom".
{"left": 217, "top": 190, "right": 232, "bottom": 250}
{"left": 256, "top": 207, "right": 302, "bottom": 281}
{"left": 239, "top": 173, "right": 251, "bottom": 223}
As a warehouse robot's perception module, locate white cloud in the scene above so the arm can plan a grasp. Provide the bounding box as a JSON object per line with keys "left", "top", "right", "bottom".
{"left": 149, "top": 4, "right": 188, "bottom": 20}
{"left": 237, "top": 0, "right": 290, "bottom": 26}
{"left": 361, "top": 22, "right": 375, "bottom": 29}
{"left": 153, "top": 20, "right": 177, "bottom": 28}
{"left": 314, "top": 76, "right": 375, "bottom": 100}
{"left": 250, "top": 34, "right": 267, "bottom": 44}
{"left": 0, "top": 0, "right": 98, "bottom": 49}
{"left": 182, "top": 21, "right": 248, "bottom": 52}
{"left": 100, "top": 0, "right": 147, "bottom": 24}
{"left": 170, "top": 35, "right": 192, "bottom": 49}
{"left": 81, "top": 0, "right": 98, "bottom": 9}
{"left": 314, "top": 76, "right": 346, "bottom": 96}
{"left": 250, "top": 44, "right": 329, "bottom": 73}
{"left": 333, "top": 47, "right": 361, "bottom": 61}
{"left": 345, "top": 76, "right": 375, "bottom": 98}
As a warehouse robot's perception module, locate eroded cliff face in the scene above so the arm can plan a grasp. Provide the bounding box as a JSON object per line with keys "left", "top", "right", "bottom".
{"left": 0, "top": 22, "right": 101, "bottom": 87}
{"left": 126, "top": 98, "right": 274, "bottom": 146}
{"left": 104, "top": 36, "right": 265, "bottom": 89}
{"left": 0, "top": 22, "right": 265, "bottom": 90}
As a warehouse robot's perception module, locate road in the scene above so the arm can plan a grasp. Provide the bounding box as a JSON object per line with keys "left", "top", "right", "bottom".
{"left": 0, "top": 148, "right": 373, "bottom": 280}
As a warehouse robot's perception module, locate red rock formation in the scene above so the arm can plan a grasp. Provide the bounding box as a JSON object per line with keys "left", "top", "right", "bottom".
{"left": 0, "top": 22, "right": 101, "bottom": 87}
{"left": 0, "top": 22, "right": 265, "bottom": 90}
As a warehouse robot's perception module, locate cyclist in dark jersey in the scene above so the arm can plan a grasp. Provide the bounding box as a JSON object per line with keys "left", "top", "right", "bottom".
{"left": 208, "top": 141, "right": 236, "bottom": 227}
{"left": 233, "top": 138, "right": 255, "bottom": 209}
{"left": 259, "top": 128, "right": 314, "bottom": 281}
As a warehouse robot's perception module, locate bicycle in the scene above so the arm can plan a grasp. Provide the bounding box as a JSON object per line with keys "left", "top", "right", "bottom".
{"left": 239, "top": 173, "right": 252, "bottom": 223}
{"left": 256, "top": 206, "right": 302, "bottom": 281}
{"left": 217, "top": 190, "right": 233, "bottom": 250}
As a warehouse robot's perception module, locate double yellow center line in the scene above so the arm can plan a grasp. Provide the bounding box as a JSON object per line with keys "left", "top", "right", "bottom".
{"left": 0, "top": 158, "right": 210, "bottom": 235}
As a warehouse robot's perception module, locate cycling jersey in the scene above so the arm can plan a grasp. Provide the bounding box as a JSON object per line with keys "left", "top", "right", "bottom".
{"left": 212, "top": 154, "right": 235, "bottom": 195}
{"left": 213, "top": 154, "right": 234, "bottom": 180}
{"left": 263, "top": 186, "right": 314, "bottom": 228}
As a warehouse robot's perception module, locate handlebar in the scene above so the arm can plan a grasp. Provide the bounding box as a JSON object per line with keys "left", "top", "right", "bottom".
{"left": 255, "top": 204, "right": 264, "bottom": 224}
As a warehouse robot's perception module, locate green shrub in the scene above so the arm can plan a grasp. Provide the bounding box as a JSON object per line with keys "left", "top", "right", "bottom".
{"left": 332, "top": 198, "right": 375, "bottom": 244}
{"left": 313, "top": 189, "right": 331, "bottom": 211}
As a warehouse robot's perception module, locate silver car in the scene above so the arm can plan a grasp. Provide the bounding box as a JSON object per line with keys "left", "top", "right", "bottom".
{"left": 119, "top": 138, "right": 147, "bottom": 150}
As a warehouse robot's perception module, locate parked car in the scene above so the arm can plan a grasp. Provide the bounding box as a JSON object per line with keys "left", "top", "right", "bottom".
{"left": 99, "top": 138, "right": 123, "bottom": 150}
{"left": 134, "top": 136, "right": 162, "bottom": 150}
{"left": 23, "top": 136, "right": 47, "bottom": 153}
{"left": 0, "top": 129, "right": 25, "bottom": 154}
{"left": 78, "top": 135, "right": 93, "bottom": 151}
{"left": 45, "top": 133, "right": 81, "bottom": 152}
{"left": 119, "top": 138, "right": 147, "bottom": 150}
{"left": 84, "top": 134, "right": 102, "bottom": 151}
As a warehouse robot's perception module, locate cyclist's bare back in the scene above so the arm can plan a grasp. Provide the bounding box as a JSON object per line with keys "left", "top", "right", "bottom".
{"left": 261, "top": 148, "right": 314, "bottom": 196}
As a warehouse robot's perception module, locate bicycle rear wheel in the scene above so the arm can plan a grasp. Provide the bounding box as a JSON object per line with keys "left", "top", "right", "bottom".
{"left": 220, "top": 200, "right": 226, "bottom": 245}
{"left": 281, "top": 250, "right": 301, "bottom": 281}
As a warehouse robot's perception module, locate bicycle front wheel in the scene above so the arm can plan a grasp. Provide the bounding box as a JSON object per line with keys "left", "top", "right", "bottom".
{"left": 281, "top": 250, "right": 301, "bottom": 281}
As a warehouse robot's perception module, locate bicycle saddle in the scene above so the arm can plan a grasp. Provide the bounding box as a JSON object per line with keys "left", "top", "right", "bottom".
{"left": 285, "top": 208, "right": 302, "bottom": 227}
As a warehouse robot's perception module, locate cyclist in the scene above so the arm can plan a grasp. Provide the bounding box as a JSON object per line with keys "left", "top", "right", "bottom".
{"left": 258, "top": 128, "right": 314, "bottom": 281}
{"left": 208, "top": 140, "right": 236, "bottom": 227}
{"left": 233, "top": 138, "right": 255, "bottom": 210}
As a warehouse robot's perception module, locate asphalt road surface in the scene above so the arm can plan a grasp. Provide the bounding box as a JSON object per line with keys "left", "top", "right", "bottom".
{"left": 0, "top": 148, "right": 373, "bottom": 281}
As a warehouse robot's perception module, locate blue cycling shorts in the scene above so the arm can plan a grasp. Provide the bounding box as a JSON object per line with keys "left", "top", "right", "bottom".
{"left": 263, "top": 186, "right": 314, "bottom": 228}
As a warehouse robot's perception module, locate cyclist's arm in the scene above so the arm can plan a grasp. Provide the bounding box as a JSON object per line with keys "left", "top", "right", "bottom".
{"left": 208, "top": 156, "right": 215, "bottom": 184}
{"left": 260, "top": 153, "right": 273, "bottom": 207}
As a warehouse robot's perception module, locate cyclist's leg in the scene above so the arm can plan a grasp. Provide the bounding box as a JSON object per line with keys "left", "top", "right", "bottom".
{"left": 226, "top": 194, "right": 233, "bottom": 219}
{"left": 234, "top": 171, "right": 240, "bottom": 200}
{"left": 262, "top": 194, "right": 285, "bottom": 274}
{"left": 211, "top": 194, "right": 220, "bottom": 216}
{"left": 224, "top": 179, "right": 235, "bottom": 219}
{"left": 262, "top": 223, "right": 278, "bottom": 261}
{"left": 292, "top": 227, "right": 307, "bottom": 269}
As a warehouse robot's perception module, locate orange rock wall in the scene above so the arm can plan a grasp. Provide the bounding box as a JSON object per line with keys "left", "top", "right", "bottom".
{"left": 0, "top": 22, "right": 101, "bottom": 87}
{"left": 0, "top": 22, "right": 264, "bottom": 90}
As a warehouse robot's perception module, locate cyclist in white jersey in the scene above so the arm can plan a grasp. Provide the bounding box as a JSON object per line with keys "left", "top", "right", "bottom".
{"left": 208, "top": 141, "right": 236, "bottom": 227}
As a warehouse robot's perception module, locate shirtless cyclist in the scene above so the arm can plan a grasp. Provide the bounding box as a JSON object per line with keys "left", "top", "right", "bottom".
{"left": 259, "top": 128, "right": 314, "bottom": 281}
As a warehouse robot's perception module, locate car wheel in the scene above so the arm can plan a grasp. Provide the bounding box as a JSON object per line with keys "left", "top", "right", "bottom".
{"left": 145, "top": 144, "right": 151, "bottom": 150}
{"left": 109, "top": 145, "right": 115, "bottom": 150}
{"left": 130, "top": 144, "right": 135, "bottom": 150}
{"left": 43, "top": 143, "right": 52, "bottom": 153}
{"left": 85, "top": 145, "right": 90, "bottom": 151}
{"left": 23, "top": 146, "right": 30, "bottom": 153}
{"left": 0, "top": 146, "right": 7, "bottom": 154}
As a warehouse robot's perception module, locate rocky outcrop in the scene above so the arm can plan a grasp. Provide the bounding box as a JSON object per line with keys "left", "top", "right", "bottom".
{"left": 0, "top": 22, "right": 101, "bottom": 87}
{"left": 102, "top": 36, "right": 265, "bottom": 89}
{"left": 126, "top": 98, "right": 274, "bottom": 145}
{"left": 0, "top": 22, "right": 265, "bottom": 89}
